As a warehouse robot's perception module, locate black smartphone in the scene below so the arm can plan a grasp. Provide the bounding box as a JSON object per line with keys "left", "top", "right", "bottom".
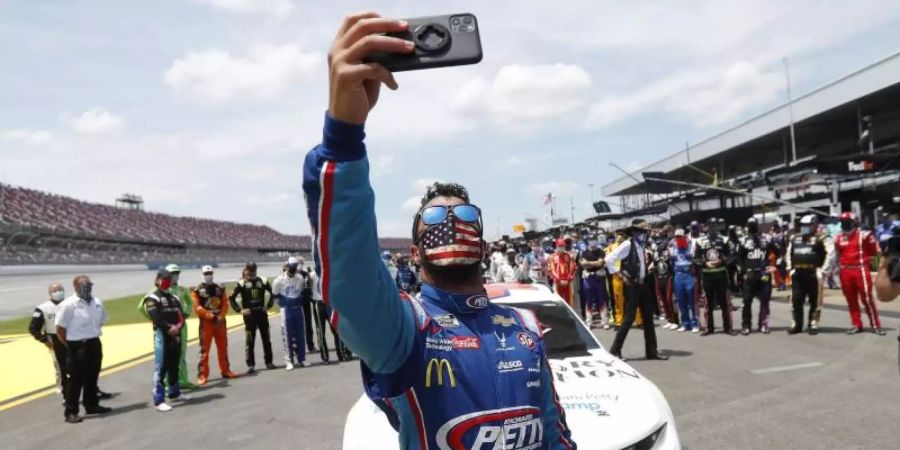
{"left": 364, "top": 13, "right": 482, "bottom": 72}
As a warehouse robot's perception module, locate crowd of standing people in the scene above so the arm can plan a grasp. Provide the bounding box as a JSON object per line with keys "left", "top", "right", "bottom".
{"left": 27, "top": 259, "right": 355, "bottom": 422}
{"left": 483, "top": 211, "right": 897, "bottom": 358}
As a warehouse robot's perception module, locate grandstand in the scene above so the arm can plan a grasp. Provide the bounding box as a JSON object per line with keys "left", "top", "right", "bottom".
{"left": 0, "top": 183, "right": 411, "bottom": 265}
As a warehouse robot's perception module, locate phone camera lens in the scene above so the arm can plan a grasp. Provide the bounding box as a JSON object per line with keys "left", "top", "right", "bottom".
{"left": 450, "top": 17, "right": 460, "bottom": 26}
{"left": 462, "top": 16, "right": 473, "bottom": 24}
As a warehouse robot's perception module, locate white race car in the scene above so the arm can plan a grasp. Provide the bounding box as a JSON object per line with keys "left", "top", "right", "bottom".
{"left": 343, "top": 283, "right": 680, "bottom": 450}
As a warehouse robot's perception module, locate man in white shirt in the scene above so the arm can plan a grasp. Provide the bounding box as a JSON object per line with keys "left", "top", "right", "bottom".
{"left": 55, "top": 275, "right": 111, "bottom": 423}
{"left": 605, "top": 220, "right": 668, "bottom": 361}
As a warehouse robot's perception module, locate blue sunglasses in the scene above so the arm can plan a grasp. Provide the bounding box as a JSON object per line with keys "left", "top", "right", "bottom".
{"left": 420, "top": 204, "right": 481, "bottom": 225}
{"left": 412, "top": 204, "right": 482, "bottom": 241}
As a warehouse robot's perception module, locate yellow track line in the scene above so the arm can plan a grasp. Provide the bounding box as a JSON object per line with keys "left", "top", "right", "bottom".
{"left": 0, "top": 314, "right": 277, "bottom": 412}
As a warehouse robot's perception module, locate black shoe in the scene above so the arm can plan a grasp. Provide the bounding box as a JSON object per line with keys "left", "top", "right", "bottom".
{"left": 874, "top": 328, "right": 887, "bottom": 336}
{"left": 646, "top": 353, "right": 669, "bottom": 361}
{"left": 808, "top": 327, "right": 818, "bottom": 336}
{"left": 65, "top": 414, "right": 82, "bottom": 424}
{"left": 724, "top": 329, "right": 738, "bottom": 336}
{"left": 787, "top": 328, "right": 802, "bottom": 335}
{"left": 247, "top": 367, "right": 256, "bottom": 375}
{"left": 265, "top": 363, "right": 277, "bottom": 370}
{"left": 610, "top": 351, "right": 624, "bottom": 360}
{"left": 741, "top": 328, "right": 750, "bottom": 336}
{"left": 307, "top": 346, "right": 317, "bottom": 353}
{"left": 96, "top": 390, "right": 113, "bottom": 400}
{"left": 701, "top": 330, "right": 714, "bottom": 336}
{"left": 846, "top": 327, "right": 863, "bottom": 335}
{"left": 85, "top": 405, "right": 111, "bottom": 415}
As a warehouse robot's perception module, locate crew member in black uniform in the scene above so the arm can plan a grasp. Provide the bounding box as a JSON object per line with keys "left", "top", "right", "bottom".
{"left": 229, "top": 262, "right": 276, "bottom": 373}
{"left": 739, "top": 218, "right": 777, "bottom": 335}
{"left": 29, "top": 284, "right": 114, "bottom": 403}
{"left": 786, "top": 215, "right": 827, "bottom": 335}
{"left": 726, "top": 225, "right": 742, "bottom": 294}
{"left": 695, "top": 218, "right": 737, "bottom": 336}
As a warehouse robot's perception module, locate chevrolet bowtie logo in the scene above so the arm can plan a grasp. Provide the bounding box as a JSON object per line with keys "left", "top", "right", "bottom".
{"left": 425, "top": 358, "right": 456, "bottom": 388}
{"left": 491, "top": 315, "right": 516, "bottom": 327}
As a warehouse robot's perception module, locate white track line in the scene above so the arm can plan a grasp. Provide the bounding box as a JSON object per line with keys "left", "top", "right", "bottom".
{"left": 751, "top": 362, "right": 824, "bottom": 375}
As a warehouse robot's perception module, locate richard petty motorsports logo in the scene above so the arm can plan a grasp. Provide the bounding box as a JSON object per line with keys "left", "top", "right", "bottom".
{"left": 436, "top": 406, "right": 544, "bottom": 450}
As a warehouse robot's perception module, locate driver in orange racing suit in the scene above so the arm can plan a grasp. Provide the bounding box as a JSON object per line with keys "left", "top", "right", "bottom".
{"left": 191, "top": 266, "right": 238, "bottom": 385}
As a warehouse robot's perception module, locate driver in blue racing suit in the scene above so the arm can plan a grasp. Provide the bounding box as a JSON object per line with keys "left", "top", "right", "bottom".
{"left": 301, "top": 12, "right": 575, "bottom": 450}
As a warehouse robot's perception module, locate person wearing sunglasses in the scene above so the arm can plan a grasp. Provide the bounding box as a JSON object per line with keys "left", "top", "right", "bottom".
{"left": 301, "top": 13, "right": 576, "bottom": 450}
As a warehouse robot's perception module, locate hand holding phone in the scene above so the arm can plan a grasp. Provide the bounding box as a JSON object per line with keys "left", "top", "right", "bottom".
{"left": 328, "top": 12, "right": 413, "bottom": 125}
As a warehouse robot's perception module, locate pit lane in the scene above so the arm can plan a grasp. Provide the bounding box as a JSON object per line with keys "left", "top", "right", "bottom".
{"left": 1, "top": 288, "right": 898, "bottom": 450}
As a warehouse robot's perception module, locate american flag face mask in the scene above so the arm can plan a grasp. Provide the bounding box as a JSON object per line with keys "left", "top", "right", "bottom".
{"left": 414, "top": 204, "right": 484, "bottom": 267}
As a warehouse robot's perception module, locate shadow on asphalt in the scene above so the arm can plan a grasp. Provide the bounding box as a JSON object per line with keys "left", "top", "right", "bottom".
{"left": 179, "top": 393, "right": 224, "bottom": 407}
{"left": 660, "top": 349, "right": 693, "bottom": 358}
{"left": 767, "top": 325, "right": 851, "bottom": 334}
{"left": 86, "top": 401, "right": 148, "bottom": 419}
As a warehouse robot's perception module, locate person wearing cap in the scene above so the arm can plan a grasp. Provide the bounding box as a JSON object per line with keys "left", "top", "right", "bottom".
{"left": 143, "top": 269, "right": 191, "bottom": 412}
{"left": 137, "top": 263, "right": 195, "bottom": 389}
{"left": 229, "top": 262, "right": 276, "bottom": 373}
{"left": 606, "top": 219, "right": 668, "bottom": 360}
{"left": 272, "top": 257, "right": 309, "bottom": 370}
{"left": 191, "top": 266, "right": 239, "bottom": 385}
{"left": 785, "top": 215, "right": 827, "bottom": 335}
{"left": 738, "top": 218, "right": 777, "bottom": 335}
{"left": 831, "top": 212, "right": 884, "bottom": 335}
{"left": 54, "top": 275, "right": 112, "bottom": 423}
{"left": 607, "top": 230, "right": 642, "bottom": 328}
{"left": 548, "top": 238, "right": 577, "bottom": 306}
{"left": 580, "top": 236, "right": 609, "bottom": 329}
{"left": 294, "top": 256, "right": 317, "bottom": 354}
{"left": 670, "top": 229, "right": 699, "bottom": 332}
{"left": 694, "top": 218, "right": 737, "bottom": 336}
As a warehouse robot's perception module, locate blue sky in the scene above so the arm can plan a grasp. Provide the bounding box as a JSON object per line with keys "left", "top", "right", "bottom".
{"left": 2, "top": 0, "right": 900, "bottom": 239}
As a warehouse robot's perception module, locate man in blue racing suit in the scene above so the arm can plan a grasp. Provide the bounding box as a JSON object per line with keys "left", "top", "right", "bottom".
{"left": 301, "top": 12, "right": 576, "bottom": 450}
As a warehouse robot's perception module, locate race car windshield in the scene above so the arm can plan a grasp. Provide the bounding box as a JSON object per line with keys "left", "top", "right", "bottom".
{"left": 514, "top": 301, "right": 600, "bottom": 359}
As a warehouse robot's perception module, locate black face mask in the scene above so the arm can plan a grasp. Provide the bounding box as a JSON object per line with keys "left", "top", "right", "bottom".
{"left": 841, "top": 220, "right": 854, "bottom": 232}
{"left": 76, "top": 282, "right": 93, "bottom": 300}
{"left": 747, "top": 223, "right": 759, "bottom": 235}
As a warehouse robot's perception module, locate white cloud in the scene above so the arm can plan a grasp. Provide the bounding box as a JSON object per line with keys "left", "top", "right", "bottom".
{"left": 371, "top": 155, "right": 395, "bottom": 179}
{"left": 0, "top": 128, "right": 53, "bottom": 146}
{"left": 411, "top": 178, "right": 442, "bottom": 193}
{"left": 505, "top": 156, "right": 522, "bottom": 167}
{"left": 193, "top": 0, "right": 293, "bottom": 18}
{"left": 450, "top": 64, "right": 592, "bottom": 128}
{"left": 524, "top": 181, "right": 579, "bottom": 198}
{"left": 401, "top": 195, "right": 421, "bottom": 212}
{"left": 237, "top": 167, "right": 275, "bottom": 181}
{"left": 70, "top": 108, "right": 124, "bottom": 134}
{"left": 586, "top": 61, "right": 783, "bottom": 128}
{"left": 164, "top": 43, "right": 321, "bottom": 104}
{"left": 625, "top": 161, "right": 645, "bottom": 172}
{"left": 249, "top": 191, "right": 291, "bottom": 206}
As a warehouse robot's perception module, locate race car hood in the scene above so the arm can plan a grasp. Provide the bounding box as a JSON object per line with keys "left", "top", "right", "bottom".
{"left": 548, "top": 351, "right": 674, "bottom": 449}
{"left": 343, "top": 350, "right": 677, "bottom": 450}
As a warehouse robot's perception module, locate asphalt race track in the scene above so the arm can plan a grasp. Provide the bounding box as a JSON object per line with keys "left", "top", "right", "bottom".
{"left": 0, "top": 264, "right": 284, "bottom": 321}
{"left": 1, "top": 286, "right": 899, "bottom": 450}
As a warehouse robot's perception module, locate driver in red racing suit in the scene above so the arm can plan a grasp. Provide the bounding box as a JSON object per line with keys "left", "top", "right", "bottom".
{"left": 832, "top": 212, "right": 885, "bottom": 335}
{"left": 302, "top": 13, "right": 575, "bottom": 450}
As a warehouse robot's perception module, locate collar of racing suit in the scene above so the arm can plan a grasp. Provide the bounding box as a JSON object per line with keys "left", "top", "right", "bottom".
{"left": 420, "top": 283, "right": 490, "bottom": 315}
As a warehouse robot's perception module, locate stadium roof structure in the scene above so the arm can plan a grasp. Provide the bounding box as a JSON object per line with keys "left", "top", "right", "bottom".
{"left": 602, "top": 50, "right": 900, "bottom": 197}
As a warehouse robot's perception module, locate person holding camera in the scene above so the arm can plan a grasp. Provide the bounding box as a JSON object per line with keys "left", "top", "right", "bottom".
{"left": 301, "top": 12, "right": 575, "bottom": 449}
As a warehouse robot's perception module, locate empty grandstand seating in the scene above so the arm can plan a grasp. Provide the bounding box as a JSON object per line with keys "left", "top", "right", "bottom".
{"left": 0, "top": 183, "right": 411, "bottom": 265}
